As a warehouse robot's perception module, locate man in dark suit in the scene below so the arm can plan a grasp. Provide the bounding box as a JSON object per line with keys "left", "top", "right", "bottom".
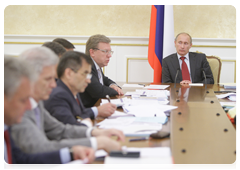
{"left": 162, "top": 32, "right": 214, "bottom": 85}
{"left": 80, "top": 34, "right": 124, "bottom": 107}
{"left": 10, "top": 47, "right": 124, "bottom": 155}
{"left": 4, "top": 56, "right": 95, "bottom": 164}
{"left": 44, "top": 51, "right": 117, "bottom": 126}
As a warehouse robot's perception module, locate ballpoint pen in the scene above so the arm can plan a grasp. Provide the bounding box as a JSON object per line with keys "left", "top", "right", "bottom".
{"left": 129, "top": 137, "right": 149, "bottom": 142}
{"left": 106, "top": 95, "right": 111, "bottom": 103}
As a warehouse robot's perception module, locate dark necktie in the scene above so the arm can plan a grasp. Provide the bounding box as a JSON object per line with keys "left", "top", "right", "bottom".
{"left": 76, "top": 97, "right": 80, "bottom": 106}
{"left": 4, "top": 130, "right": 12, "bottom": 164}
{"left": 180, "top": 57, "right": 191, "bottom": 81}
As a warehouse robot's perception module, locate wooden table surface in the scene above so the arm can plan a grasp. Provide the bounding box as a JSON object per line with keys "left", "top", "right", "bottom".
{"left": 93, "top": 83, "right": 236, "bottom": 164}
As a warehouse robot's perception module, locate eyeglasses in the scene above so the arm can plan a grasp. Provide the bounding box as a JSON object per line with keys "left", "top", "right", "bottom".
{"left": 70, "top": 68, "right": 92, "bottom": 79}
{"left": 93, "top": 48, "right": 114, "bottom": 55}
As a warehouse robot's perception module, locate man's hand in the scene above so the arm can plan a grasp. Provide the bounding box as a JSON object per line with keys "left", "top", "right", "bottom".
{"left": 71, "top": 146, "right": 95, "bottom": 163}
{"left": 95, "top": 136, "right": 122, "bottom": 153}
{"left": 180, "top": 80, "right": 191, "bottom": 86}
{"left": 91, "top": 128, "right": 125, "bottom": 142}
{"left": 97, "top": 103, "right": 117, "bottom": 118}
{"left": 110, "top": 84, "right": 124, "bottom": 95}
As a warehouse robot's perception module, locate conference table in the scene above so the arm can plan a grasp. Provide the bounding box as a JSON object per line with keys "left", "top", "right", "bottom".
{"left": 93, "top": 83, "right": 236, "bottom": 164}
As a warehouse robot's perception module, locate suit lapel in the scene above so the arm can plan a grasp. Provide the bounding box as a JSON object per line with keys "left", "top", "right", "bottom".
{"left": 189, "top": 52, "right": 197, "bottom": 82}
{"left": 170, "top": 54, "right": 182, "bottom": 81}
{"left": 57, "top": 79, "right": 82, "bottom": 117}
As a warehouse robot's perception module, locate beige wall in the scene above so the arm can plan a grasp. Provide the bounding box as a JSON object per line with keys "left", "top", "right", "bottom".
{"left": 4, "top": 5, "right": 236, "bottom": 38}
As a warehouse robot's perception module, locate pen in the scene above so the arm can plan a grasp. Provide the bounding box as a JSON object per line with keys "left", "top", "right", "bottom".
{"left": 106, "top": 95, "right": 111, "bottom": 103}
{"left": 138, "top": 84, "right": 145, "bottom": 87}
{"left": 129, "top": 137, "right": 148, "bottom": 142}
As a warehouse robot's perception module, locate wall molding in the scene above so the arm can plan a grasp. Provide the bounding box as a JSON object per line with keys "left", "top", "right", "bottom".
{"left": 4, "top": 34, "right": 236, "bottom": 48}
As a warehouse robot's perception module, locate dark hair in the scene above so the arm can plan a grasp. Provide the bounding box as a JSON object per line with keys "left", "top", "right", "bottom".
{"left": 57, "top": 51, "right": 93, "bottom": 78}
{"left": 42, "top": 41, "right": 66, "bottom": 57}
{"left": 53, "top": 38, "right": 75, "bottom": 49}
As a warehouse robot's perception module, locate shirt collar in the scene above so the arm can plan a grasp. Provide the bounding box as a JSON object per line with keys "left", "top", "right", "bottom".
{"left": 90, "top": 57, "right": 101, "bottom": 71}
{"left": 30, "top": 97, "right": 38, "bottom": 109}
{"left": 177, "top": 53, "right": 190, "bottom": 60}
{"left": 4, "top": 124, "right": 8, "bottom": 131}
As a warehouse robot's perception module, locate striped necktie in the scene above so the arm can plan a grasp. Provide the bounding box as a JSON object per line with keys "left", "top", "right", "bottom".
{"left": 98, "top": 68, "right": 103, "bottom": 85}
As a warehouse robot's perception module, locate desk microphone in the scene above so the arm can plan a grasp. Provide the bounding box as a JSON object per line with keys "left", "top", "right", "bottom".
{"left": 201, "top": 68, "right": 207, "bottom": 90}
{"left": 174, "top": 68, "right": 180, "bottom": 89}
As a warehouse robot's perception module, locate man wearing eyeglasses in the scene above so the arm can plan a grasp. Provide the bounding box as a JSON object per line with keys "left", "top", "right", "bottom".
{"left": 80, "top": 34, "right": 124, "bottom": 108}
{"left": 44, "top": 51, "right": 117, "bottom": 126}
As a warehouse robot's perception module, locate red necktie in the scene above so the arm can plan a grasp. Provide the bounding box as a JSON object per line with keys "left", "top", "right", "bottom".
{"left": 180, "top": 57, "right": 191, "bottom": 81}
{"left": 4, "top": 130, "right": 12, "bottom": 164}
{"left": 76, "top": 98, "right": 80, "bottom": 105}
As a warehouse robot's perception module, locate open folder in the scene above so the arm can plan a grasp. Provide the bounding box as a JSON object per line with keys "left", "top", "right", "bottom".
{"left": 104, "top": 147, "right": 174, "bottom": 169}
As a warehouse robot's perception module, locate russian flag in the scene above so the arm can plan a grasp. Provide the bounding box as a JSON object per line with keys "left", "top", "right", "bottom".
{"left": 148, "top": 5, "right": 175, "bottom": 83}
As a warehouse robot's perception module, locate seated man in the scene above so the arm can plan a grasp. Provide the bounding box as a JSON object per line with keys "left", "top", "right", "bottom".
{"left": 4, "top": 55, "right": 95, "bottom": 164}
{"left": 53, "top": 38, "right": 75, "bottom": 51}
{"left": 10, "top": 47, "right": 124, "bottom": 155}
{"left": 162, "top": 32, "right": 214, "bottom": 85}
{"left": 42, "top": 41, "right": 66, "bottom": 58}
{"left": 44, "top": 51, "right": 117, "bottom": 126}
{"left": 80, "top": 34, "right": 124, "bottom": 107}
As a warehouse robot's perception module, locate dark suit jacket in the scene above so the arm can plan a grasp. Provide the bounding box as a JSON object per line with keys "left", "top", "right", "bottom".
{"left": 44, "top": 79, "right": 95, "bottom": 125}
{"left": 162, "top": 52, "right": 214, "bottom": 84}
{"left": 80, "top": 63, "right": 118, "bottom": 107}
{"left": 7, "top": 128, "right": 62, "bottom": 164}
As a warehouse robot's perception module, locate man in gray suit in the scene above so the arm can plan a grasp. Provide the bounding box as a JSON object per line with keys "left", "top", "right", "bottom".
{"left": 162, "top": 32, "right": 214, "bottom": 85}
{"left": 11, "top": 47, "right": 125, "bottom": 154}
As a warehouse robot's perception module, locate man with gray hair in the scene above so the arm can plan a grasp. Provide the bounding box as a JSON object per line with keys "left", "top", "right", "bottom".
{"left": 10, "top": 47, "right": 124, "bottom": 155}
{"left": 80, "top": 34, "right": 124, "bottom": 108}
{"left": 4, "top": 56, "right": 95, "bottom": 164}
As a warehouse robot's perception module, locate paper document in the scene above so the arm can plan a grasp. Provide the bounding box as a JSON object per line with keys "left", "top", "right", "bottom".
{"left": 52, "top": 160, "right": 87, "bottom": 169}
{"left": 101, "top": 97, "right": 129, "bottom": 107}
{"left": 188, "top": 83, "right": 203, "bottom": 86}
{"left": 122, "top": 84, "right": 145, "bottom": 88}
{"left": 97, "top": 117, "right": 162, "bottom": 137}
{"left": 220, "top": 83, "right": 236, "bottom": 89}
{"left": 216, "top": 93, "right": 236, "bottom": 99}
{"left": 144, "top": 85, "right": 169, "bottom": 89}
{"left": 123, "top": 104, "right": 177, "bottom": 117}
{"left": 104, "top": 147, "right": 172, "bottom": 164}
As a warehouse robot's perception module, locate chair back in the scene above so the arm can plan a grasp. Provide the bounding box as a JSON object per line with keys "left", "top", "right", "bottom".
{"left": 206, "top": 56, "right": 222, "bottom": 84}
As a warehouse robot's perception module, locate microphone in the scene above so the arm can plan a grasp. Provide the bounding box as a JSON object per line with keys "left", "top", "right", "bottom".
{"left": 174, "top": 68, "right": 180, "bottom": 89}
{"left": 201, "top": 68, "right": 207, "bottom": 90}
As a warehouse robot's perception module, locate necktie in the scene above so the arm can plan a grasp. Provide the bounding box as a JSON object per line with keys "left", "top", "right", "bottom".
{"left": 180, "top": 57, "right": 191, "bottom": 81}
{"left": 98, "top": 68, "right": 103, "bottom": 85}
{"left": 34, "top": 106, "right": 41, "bottom": 129}
{"left": 4, "top": 130, "right": 12, "bottom": 164}
{"left": 76, "top": 97, "right": 80, "bottom": 106}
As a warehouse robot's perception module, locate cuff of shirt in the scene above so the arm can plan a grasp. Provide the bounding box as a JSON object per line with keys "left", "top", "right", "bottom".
{"left": 80, "top": 119, "right": 93, "bottom": 128}
{"left": 89, "top": 137, "right": 98, "bottom": 151}
{"left": 59, "top": 147, "right": 71, "bottom": 164}
{"left": 91, "top": 106, "right": 98, "bottom": 118}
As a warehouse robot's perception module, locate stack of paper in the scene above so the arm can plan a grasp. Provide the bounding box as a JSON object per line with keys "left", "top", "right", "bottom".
{"left": 122, "top": 104, "right": 177, "bottom": 117}
{"left": 221, "top": 83, "right": 236, "bottom": 89}
{"left": 216, "top": 93, "right": 236, "bottom": 101}
{"left": 97, "top": 117, "right": 162, "bottom": 137}
{"left": 104, "top": 147, "right": 172, "bottom": 164}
